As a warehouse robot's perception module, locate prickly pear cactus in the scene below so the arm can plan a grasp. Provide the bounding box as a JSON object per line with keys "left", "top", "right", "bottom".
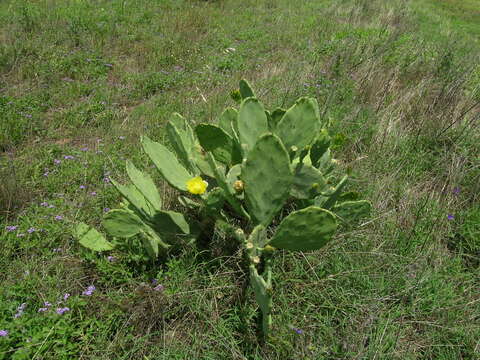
{"left": 75, "top": 79, "right": 372, "bottom": 341}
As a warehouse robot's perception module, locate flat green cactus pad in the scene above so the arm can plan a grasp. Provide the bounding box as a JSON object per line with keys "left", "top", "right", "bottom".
{"left": 75, "top": 222, "right": 114, "bottom": 252}
{"left": 275, "top": 97, "right": 321, "bottom": 152}
{"left": 125, "top": 160, "right": 162, "bottom": 212}
{"left": 269, "top": 206, "right": 337, "bottom": 251}
{"left": 242, "top": 133, "right": 292, "bottom": 225}
{"left": 102, "top": 209, "right": 145, "bottom": 238}
{"left": 141, "top": 136, "right": 192, "bottom": 192}
{"left": 237, "top": 98, "right": 269, "bottom": 153}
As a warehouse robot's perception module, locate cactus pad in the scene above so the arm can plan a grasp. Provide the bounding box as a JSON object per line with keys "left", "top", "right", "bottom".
{"left": 195, "top": 123, "right": 240, "bottom": 165}
{"left": 75, "top": 222, "right": 114, "bottom": 252}
{"left": 166, "top": 113, "right": 197, "bottom": 174}
{"left": 125, "top": 160, "right": 162, "bottom": 212}
{"left": 310, "top": 129, "right": 331, "bottom": 167}
{"left": 275, "top": 97, "right": 321, "bottom": 152}
{"left": 102, "top": 209, "right": 146, "bottom": 238}
{"left": 237, "top": 98, "right": 269, "bottom": 153}
{"left": 333, "top": 200, "right": 371, "bottom": 225}
{"left": 152, "top": 210, "right": 190, "bottom": 235}
{"left": 241, "top": 134, "right": 292, "bottom": 225}
{"left": 218, "top": 107, "right": 239, "bottom": 141}
{"left": 239, "top": 79, "right": 255, "bottom": 99}
{"left": 291, "top": 163, "right": 327, "bottom": 199}
{"left": 111, "top": 180, "right": 155, "bottom": 218}
{"left": 141, "top": 136, "right": 192, "bottom": 192}
{"left": 269, "top": 206, "right": 337, "bottom": 251}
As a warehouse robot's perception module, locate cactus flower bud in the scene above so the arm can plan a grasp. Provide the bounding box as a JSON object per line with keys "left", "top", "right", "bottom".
{"left": 233, "top": 180, "right": 244, "bottom": 193}
{"left": 290, "top": 146, "right": 298, "bottom": 153}
{"left": 246, "top": 242, "right": 254, "bottom": 249}
{"left": 252, "top": 256, "right": 260, "bottom": 264}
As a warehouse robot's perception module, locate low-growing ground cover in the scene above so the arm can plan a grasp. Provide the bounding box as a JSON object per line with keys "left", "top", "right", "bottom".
{"left": 0, "top": 0, "right": 479, "bottom": 358}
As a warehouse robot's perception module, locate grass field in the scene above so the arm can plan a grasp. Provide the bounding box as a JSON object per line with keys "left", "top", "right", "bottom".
{"left": 1, "top": 0, "right": 479, "bottom": 358}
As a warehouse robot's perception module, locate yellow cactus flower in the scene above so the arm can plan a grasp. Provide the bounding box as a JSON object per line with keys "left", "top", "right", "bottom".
{"left": 186, "top": 176, "right": 208, "bottom": 195}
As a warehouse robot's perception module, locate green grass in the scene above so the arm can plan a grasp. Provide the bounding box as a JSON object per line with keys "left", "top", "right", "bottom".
{"left": 1, "top": 0, "right": 479, "bottom": 358}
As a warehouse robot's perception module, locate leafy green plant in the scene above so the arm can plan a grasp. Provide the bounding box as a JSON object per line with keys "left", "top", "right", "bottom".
{"left": 75, "top": 80, "right": 371, "bottom": 338}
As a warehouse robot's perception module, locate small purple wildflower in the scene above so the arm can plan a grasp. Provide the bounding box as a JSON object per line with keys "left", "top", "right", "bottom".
{"left": 82, "top": 285, "right": 96, "bottom": 296}
{"left": 118, "top": 136, "right": 126, "bottom": 140}
{"left": 453, "top": 187, "right": 460, "bottom": 195}
{"left": 80, "top": 147, "right": 89, "bottom": 152}
{"left": 63, "top": 293, "right": 70, "bottom": 301}
{"left": 105, "top": 63, "right": 113, "bottom": 68}
{"left": 0, "top": 330, "right": 8, "bottom": 337}
{"left": 53, "top": 248, "right": 62, "bottom": 253}
{"left": 40, "top": 202, "right": 49, "bottom": 207}
{"left": 14, "top": 310, "right": 24, "bottom": 319}
{"left": 107, "top": 255, "right": 116, "bottom": 262}
{"left": 79, "top": 185, "right": 86, "bottom": 189}
{"left": 27, "top": 227, "right": 36, "bottom": 234}
{"left": 54, "top": 215, "right": 63, "bottom": 221}
{"left": 64, "top": 155, "right": 74, "bottom": 160}
{"left": 292, "top": 327, "right": 303, "bottom": 335}
{"left": 54, "top": 159, "right": 61, "bottom": 165}
{"left": 90, "top": 191, "right": 97, "bottom": 196}
{"left": 6, "top": 225, "right": 17, "bottom": 232}
{"left": 56, "top": 307, "right": 70, "bottom": 315}
{"left": 44, "top": 301, "right": 52, "bottom": 307}
{"left": 103, "top": 176, "right": 110, "bottom": 183}
{"left": 24, "top": 114, "right": 32, "bottom": 119}
{"left": 103, "top": 207, "right": 110, "bottom": 212}
{"left": 153, "top": 284, "right": 164, "bottom": 292}
{"left": 17, "top": 303, "right": 27, "bottom": 311}
{"left": 151, "top": 279, "right": 158, "bottom": 286}
{"left": 38, "top": 307, "right": 48, "bottom": 312}
{"left": 447, "top": 214, "right": 454, "bottom": 220}
{"left": 17, "top": 233, "right": 25, "bottom": 237}
{"left": 43, "top": 171, "right": 49, "bottom": 177}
